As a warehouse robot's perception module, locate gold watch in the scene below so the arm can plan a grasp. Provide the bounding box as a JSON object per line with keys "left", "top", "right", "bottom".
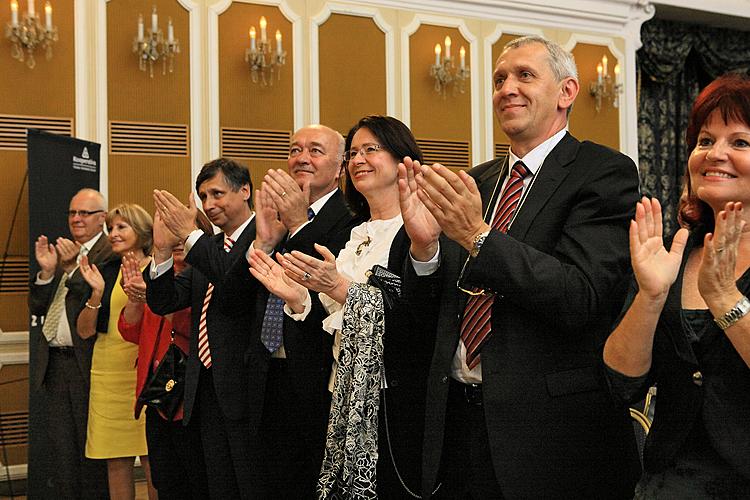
{"left": 469, "top": 231, "right": 490, "bottom": 258}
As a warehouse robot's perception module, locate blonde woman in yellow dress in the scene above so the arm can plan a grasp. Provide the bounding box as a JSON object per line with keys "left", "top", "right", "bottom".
{"left": 78, "top": 204, "right": 156, "bottom": 500}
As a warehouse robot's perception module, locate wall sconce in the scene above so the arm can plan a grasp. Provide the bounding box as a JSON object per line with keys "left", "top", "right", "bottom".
{"left": 132, "top": 6, "right": 180, "bottom": 78}
{"left": 430, "top": 36, "right": 469, "bottom": 98}
{"left": 589, "top": 54, "right": 622, "bottom": 113}
{"left": 244, "top": 16, "right": 286, "bottom": 86}
{"left": 5, "top": 0, "right": 58, "bottom": 69}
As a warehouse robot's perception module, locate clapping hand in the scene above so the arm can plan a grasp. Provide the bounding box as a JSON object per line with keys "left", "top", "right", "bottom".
{"left": 698, "top": 201, "right": 745, "bottom": 312}
{"left": 154, "top": 190, "right": 198, "bottom": 241}
{"left": 279, "top": 244, "right": 349, "bottom": 304}
{"left": 121, "top": 251, "right": 147, "bottom": 304}
{"left": 248, "top": 249, "right": 307, "bottom": 312}
{"left": 56, "top": 237, "right": 82, "bottom": 274}
{"left": 152, "top": 211, "right": 182, "bottom": 264}
{"left": 629, "top": 197, "right": 689, "bottom": 300}
{"left": 79, "top": 255, "right": 104, "bottom": 296}
{"left": 253, "top": 186, "right": 287, "bottom": 254}
{"left": 398, "top": 157, "right": 442, "bottom": 261}
{"left": 35, "top": 235, "right": 58, "bottom": 279}
{"left": 263, "top": 169, "right": 311, "bottom": 234}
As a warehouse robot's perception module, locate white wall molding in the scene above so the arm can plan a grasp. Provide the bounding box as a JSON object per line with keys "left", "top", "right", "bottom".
{"left": 309, "top": 3, "right": 395, "bottom": 124}
{"left": 177, "top": 0, "right": 202, "bottom": 183}
{"left": 74, "top": 0, "right": 89, "bottom": 140}
{"left": 95, "top": 0, "right": 109, "bottom": 200}
{"left": 401, "top": 14, "right": 480, "bottom": 164}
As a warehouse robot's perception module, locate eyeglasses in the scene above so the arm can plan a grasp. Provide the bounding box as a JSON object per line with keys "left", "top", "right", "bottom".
{"left": 344, "top": 143, "right": 382, "bottom": 162}
{"left": 67, "top": 210, "right": 104, "bottom": 218}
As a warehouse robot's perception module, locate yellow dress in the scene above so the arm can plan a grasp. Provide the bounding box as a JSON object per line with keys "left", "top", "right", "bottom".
{"left": 85, "top": 269, "right": 147, "bottom": 458}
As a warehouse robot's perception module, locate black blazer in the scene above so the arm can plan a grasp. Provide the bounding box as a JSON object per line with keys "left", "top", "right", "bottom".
{"left": 226, "top": 190, "right": 359, "bottom": 434}
{"left": 146, "top": 220, "right": 256, "bottom": 423}
{"left": 418, "top": 133, "right": 642, "bottom": 499}
{"left": 28, "top": 234, "right": 114, "bottom": 391}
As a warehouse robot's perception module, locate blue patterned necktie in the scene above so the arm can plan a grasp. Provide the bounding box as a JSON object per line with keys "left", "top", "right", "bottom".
{"left": 260, "top": 207, "right": 315, "bottom": 352}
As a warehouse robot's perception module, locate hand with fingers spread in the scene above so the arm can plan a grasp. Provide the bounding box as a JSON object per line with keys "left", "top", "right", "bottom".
{"left": 153, "top": 189, "right": 198, "bottom": 241}
{"left": 254, "top": 186, "right": 287, "bottom": 254}
{"left": 398, "top": 157, "right": 442, "bottom": 261}
{"left": 414, "top": 162, "right": 489, "bottom": 251}
{"left": 630, "top": 197, "right": 689, "bottom": 301}
{"left": 35, "top": 235, "right": 58, "bottom": 280}
{"left": 152, "top": 209, "right": 182, "bottom": 265}
{"left": 248, "top": 249, "right": 308, "bottom": 313}
{"left": 121, "top": 251, "right": 147, "bottom": 304}
{"left": 79, "top": 255, "right": 105, "bottom": 297}
{"left": 56, "top": 237, "right": 82, "bottom": 274}
{"left": 263, "top": 169, "right": 311, "bottom": 234}
{"left": 698, "top": 202, "right": 746, "bottom": 311}
{"left": 279, "top": 244, "right": 350, "bottom": 304}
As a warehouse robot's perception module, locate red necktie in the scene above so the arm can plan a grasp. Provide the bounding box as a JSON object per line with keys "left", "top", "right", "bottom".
{"left": 460, "top": 161, "right": 531, "bottom": 369}
{"left": 197, "top": 236, "right": 233, "bottom": 368}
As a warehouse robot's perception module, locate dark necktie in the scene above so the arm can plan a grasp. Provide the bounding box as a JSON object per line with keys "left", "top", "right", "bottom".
{"left": 197, "top": 235, "right": 233, "bottom": 368}
{"left": 460, "top": 161, "right": 531, "bottom": 369}
{"left": 260, "top": 207, "right": 315, "bottom": 353}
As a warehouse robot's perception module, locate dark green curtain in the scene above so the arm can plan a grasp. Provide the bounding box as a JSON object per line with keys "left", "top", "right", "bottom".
{"left": 637, "top": 18, "right": 750, "bottom": 235}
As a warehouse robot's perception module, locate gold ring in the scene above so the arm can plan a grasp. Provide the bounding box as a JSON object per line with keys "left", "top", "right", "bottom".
{"left": 281, "top": 191, "right": 287, "bottom": 197}
{"left": 715, "top": 247, "right": 725, "bottom": 253}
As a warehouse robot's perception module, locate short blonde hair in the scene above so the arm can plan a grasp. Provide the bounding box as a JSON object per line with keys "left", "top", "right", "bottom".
{"left": 106, "top": 203, "right": 153, "bottom": 255}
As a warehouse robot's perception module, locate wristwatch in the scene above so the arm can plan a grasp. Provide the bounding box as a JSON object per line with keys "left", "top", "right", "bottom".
{"left": 469, "top": 231, "right": 490, "bottom": 258}
{"left": 714, "top": 295, "right": 750, "bottom": 330}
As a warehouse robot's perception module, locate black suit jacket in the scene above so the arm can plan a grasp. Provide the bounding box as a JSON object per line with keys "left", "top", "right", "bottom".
{"left": 28, "top": 234, "right": 114, "bottom": 391}
{"left": 226, "top": 190, "right": 359, "bottom": 434}
{"left": 418, "top": 133, "right": 642, "bottom": 499}
{"left": 146, "top": 219, "right": 256, "bottom": 423}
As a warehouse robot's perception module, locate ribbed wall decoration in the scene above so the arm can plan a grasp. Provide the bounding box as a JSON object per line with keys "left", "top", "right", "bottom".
{"left": 109, "top": 121, "right": 189, "bottom": 157}
{"left": 495, "top": 143, "right": 510, "bottom": 159}
{"left": 0, "top": 411, "right": 28, "bottom": 447}
{"left": 417, "top": 138, "right": 471, "bottom": 170}
{"left": 0, "top": 258, "right": 29, "bottom": 294}
{"left": 0, "top": 114, "right": 74, "bottom": 150}
{"left": 220, "top": 127, "right": 291, "bottom": 160}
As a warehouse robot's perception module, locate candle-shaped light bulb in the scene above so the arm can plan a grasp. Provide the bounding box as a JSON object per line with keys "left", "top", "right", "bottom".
{"left": 434, "top": 43, "right": 441, "bottom": 65}
{"left": 44, "top": 1, "right": 51, "bottom": 30}
{"left": 459, "top": 46, "right": 466, "bottom": 69}
{"left": 151, "top": 6, "right": 158, "bottom": 33}
{"left": 167, "top": 17, "right": 173, "bottom": 42}
{"left": 28, "top": 0, "right": 34, "bottom": 16}
{"left": 614, "top": 63, "right": 621, "bottom": 84}
{"left": 138, "top": 13, "right": 144, "bottom": 40}
{"left": 444, "top": 35, "right": 451, "bottom": 60}
{"left": 249, "top": 26, "right": 256, "bottom": 50}
{"left": 10, "top": 0, "right": 18, "bottom": 26}
{"left": 259, "top": 16, "right": 267, "bottom": 42}
{"left": 602, "top": 54, "right": 608, "bottom": 77}
{"left": 596, "top": 62, "right": 602, "bottom": 84}
{"left": 275, "top": 29, "right": 282, "bottom": 54}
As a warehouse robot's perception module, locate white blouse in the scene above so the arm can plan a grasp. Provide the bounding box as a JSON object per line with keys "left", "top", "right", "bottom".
{"left": 285, "top": 214, "right": 403, "bottom": 390}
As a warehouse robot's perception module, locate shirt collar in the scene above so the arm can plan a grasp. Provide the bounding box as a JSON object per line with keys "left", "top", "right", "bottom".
{"left": 227, "top": 213, "right": 255, "bottom": 242}
{"left": 81, "top": 232, "right": 103, "bottom": 254}
{"left": 508, "top": 128, "right": 567, "bottom": 176}
{"left": 309, "top": 188, "right": 338, "bottom": 217}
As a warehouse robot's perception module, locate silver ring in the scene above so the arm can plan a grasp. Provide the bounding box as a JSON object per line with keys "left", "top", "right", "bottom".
{"left": 302, "top": 272, "right": 310, "bottom": 281}
{"left": 281, "top": 191, "right": 287, "bottom": 198}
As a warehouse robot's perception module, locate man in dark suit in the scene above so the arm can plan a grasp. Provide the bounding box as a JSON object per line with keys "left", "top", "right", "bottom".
{"left": 228, "top": 124, "right": 359, "bottom": 497}
{"left": 401, "top": 35, "right": 642, "bottom": 498}
{"left": 146, "top": 158, "right": 257, "bottom": 498}
{"left": 28, "top": 188, "right": 110, "bottom": 499}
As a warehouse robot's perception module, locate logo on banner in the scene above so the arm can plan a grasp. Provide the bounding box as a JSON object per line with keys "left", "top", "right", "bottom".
{"left": 73, "top": 146, "right": 97, "bottom": 173}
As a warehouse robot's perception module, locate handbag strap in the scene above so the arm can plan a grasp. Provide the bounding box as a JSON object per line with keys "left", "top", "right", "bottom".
{"left": 145, "top": 316, "right": 166, "bottom": 372}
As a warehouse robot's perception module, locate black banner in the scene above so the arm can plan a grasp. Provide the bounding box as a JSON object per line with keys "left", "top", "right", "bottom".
{"left": 26, "top": 129, "right": 101, "bottom": 499}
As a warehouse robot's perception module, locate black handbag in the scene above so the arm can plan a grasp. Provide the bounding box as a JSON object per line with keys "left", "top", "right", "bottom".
{"left": 366, "top": 264, "right": 402, "bottom": 310}
{"left": 136, "top": 317, "right": 187, "bottom": 421}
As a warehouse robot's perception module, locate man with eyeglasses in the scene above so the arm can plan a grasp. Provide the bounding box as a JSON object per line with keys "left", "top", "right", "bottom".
{"left": 401, "top": 36, "right": 641, "bottom": 498}
{"left": 224, "top": 124, "right": 360, "bottom": 497}
{"left": 28, "top": 188, "right": 111, "bottom": 499}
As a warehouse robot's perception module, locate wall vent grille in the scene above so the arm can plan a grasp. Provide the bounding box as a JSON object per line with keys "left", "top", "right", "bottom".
{"left": 0, "top": 258, "right": 29, "bottom": 294}
{"left": 0, "top": 114, "right": 73, "bottom": 151}
{"left": 109, "top": 121, "right": 189, "bottom": 157}
{"left": 220, "top": 128, "right": 291, "bottom": 161}
{"left": 416, "top": 138, "right": 470, "bottom": 170}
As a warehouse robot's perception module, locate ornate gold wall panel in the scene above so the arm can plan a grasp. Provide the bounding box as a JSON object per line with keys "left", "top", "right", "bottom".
{"left": 409, "top": 25, "right": 471, "bottom": 166}
{"left": 107, "top": 0, "right": 191, "bottom": 210}
{"left": 319, "top": 14, "right": 387, "bottom": 135}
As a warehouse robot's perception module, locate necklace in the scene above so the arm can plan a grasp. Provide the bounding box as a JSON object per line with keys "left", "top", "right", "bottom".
{"left": 355, "top": 236, "right": 372, "bottom": 256}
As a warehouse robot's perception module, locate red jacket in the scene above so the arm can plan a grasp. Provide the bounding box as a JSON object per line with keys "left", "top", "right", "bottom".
{"left": 118, "top": 305, "right": 191, "bottom": 420}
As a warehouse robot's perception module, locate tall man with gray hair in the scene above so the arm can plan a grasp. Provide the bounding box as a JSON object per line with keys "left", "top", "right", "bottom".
{"left": 400, "top": 35, "right": 642, "bottom": 498}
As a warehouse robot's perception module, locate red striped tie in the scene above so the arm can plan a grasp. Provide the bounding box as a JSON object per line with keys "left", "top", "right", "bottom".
{"left": 197, "top": 236, "right": 234, "bottom": 368}
{"left": 460, "top": 161, "right": 531, "bottom": 369}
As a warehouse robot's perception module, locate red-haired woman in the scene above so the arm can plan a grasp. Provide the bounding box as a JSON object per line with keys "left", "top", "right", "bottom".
{"left": 604, "top": 74, "right": 750, "bottom": 497}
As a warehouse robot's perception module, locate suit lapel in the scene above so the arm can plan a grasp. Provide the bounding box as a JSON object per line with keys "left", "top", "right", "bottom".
{"left": 508, "top": 133, "right": 577, "bottom": 240}
{"left": 477, "top": 157, "right": 508, "bottom": 223}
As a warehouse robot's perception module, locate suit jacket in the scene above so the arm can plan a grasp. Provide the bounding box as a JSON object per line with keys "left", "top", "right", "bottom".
{"left": 226, "top": 190, "right": 359, "bottom": 434}
{"left": 418, "top": 133, "right": 642, "bottom": 499}
{"left": 28, "top": 234, "right": 114, "bottom": 391}
{"left": 145, "top": 220, "right": 256, "bottom": 423}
